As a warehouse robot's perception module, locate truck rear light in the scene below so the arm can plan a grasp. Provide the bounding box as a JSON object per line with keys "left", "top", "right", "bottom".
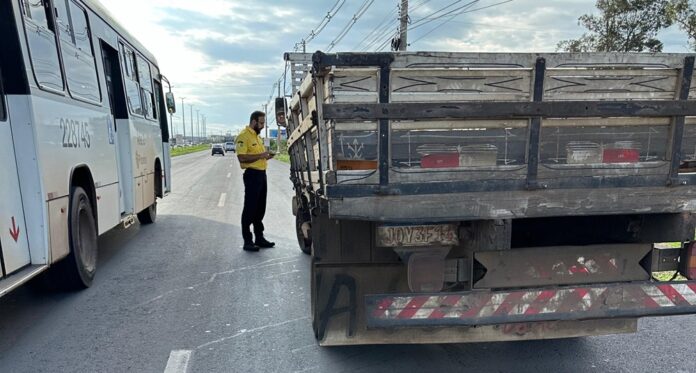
{"left": 684, "top": 242, "right": 696, "bottom": 280}
{"left": 603, "top": 141, "right": 641, "bottom": 163}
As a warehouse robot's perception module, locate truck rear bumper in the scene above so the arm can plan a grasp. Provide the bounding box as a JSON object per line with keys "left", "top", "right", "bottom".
{"left": 366, "top": 281, "right": 696, "bottom": 328}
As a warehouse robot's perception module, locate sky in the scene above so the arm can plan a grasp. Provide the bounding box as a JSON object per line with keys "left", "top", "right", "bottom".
{"left": 98, "top": 0, "right": 693, "bottom": 137}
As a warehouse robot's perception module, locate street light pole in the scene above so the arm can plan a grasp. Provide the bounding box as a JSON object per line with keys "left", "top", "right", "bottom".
{"left": 181, "top": 97, "right": 186, "bottom": 143}
{"left": 196, "top": 109, "right": 200, "bottom": 144}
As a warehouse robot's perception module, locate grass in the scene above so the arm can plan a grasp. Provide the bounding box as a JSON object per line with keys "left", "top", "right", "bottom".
{"left": 274, "top": 153, "right": 290, "bottom": 163}
{"left": 653, "top": 271, "right": 687, "bottom": 281}
{"left": 171, "top": 144, "right": 210, "bottom": 157}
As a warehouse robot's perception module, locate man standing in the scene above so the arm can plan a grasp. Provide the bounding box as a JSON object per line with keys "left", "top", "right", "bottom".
{"left": 236, "top": 111, "right": 275, "bottom": 251}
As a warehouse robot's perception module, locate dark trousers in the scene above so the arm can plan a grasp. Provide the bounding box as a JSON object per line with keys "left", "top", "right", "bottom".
{"left": 242, "top": 168, "right": 267, "bottom": 244}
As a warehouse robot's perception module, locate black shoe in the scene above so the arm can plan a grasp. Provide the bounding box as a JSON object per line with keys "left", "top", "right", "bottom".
{"left": 243, "top": 242, "right": 259, "bottom": 252}
{"left": 255, "top": 238, "right": 275, "bottom": 248}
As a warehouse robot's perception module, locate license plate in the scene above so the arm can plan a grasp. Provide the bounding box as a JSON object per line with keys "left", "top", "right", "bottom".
{"left": 377, "top": 224, "right": 459, "bottom": 247}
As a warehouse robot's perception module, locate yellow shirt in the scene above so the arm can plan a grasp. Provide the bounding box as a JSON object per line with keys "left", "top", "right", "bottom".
{"left": 236, "top": 126, "right": 267, "bottom": 170}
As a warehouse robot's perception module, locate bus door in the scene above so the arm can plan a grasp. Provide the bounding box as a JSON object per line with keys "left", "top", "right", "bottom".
{"left": 0, "top": 83, "right": 31, "bottom": 277}
{"left": 154, "top": 79, "right": 172, "bottom": 194}
{"left": 100, "top": 41, "right": 129, "bottom": 214}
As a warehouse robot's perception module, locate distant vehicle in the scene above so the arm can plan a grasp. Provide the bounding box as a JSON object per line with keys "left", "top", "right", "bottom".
{"left": 211, "top": 144, "right": 225, "bottom": 156}
{"left": 224, "top": 142, "right": 235, "bottom": 152}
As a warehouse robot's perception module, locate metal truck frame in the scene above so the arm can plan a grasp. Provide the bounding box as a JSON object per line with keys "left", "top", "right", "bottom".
{"left": 281, "top": 51, "right": 696, "bottom": 346}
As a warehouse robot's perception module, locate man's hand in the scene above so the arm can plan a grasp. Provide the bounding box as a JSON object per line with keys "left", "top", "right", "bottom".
{"left": 267, "top": 152, "right": 276, "bottom": 159}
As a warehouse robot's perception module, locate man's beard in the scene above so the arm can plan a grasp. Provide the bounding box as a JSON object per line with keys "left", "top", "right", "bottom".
{"left": 252, "top": 125, "right": 262, "bottom": 134}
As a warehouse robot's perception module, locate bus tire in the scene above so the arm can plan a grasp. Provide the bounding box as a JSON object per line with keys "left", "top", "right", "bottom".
{"left": 137, "top": 202, "right": 157, "bottom": 224}
{"left": 60, "top": 186, "right": 98, "bottom": 289}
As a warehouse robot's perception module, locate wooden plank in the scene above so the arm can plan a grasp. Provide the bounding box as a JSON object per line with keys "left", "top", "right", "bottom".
{"left": 543, "top": 117, "right": 672, "bottom": 127}
{"left": 287, "top": 112, "right": 315, "bottom": 148}
{"left": 328, "top": 186, "right": 696, "bottom": 222}
{"left": 322, "top": 101, "right": 696, "bottom": 121}
{"left": 545, "top": 68, "right": 679, "bottom": 101}
{"left": 382, "top": 52, "right": 692, "bottom": 70}
{"left": 392, "top": 119, "right": 529, "bottom": 130}
{"left": 390, "top": 68, "right": 532, "bottom": 102}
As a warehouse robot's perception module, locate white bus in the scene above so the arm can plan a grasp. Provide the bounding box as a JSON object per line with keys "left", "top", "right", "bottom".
{"left": 0, "top": 0, "right": 174, "bottom": 295}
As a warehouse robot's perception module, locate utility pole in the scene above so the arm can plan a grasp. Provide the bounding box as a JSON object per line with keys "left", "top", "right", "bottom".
{"left": 196, "top": 109, "right": 200, "bottom": 143}
{"left": 181, "top": 97, "right": 186, "bottom": 143}
{"left": 190, "top": 105, "right": 194, "bottom": 144}
{"left": 398, "top": 0, "right": 408, "bottom": 51}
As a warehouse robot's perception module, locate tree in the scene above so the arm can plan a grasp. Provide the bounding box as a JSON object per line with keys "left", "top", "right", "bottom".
{"left": 668, "top": 0, "right": 696, "bottom": 51}
{"left": 557, "top": 0, "right": 672, "bottom": 52}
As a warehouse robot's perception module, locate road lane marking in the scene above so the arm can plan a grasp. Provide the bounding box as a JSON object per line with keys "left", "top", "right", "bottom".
{"left": 227, "top": 173, "right": 231, "bottom": 178}
{"left": 218, "top": 193, "right": 227, "bottom": 207}
{"left": 164, "top": 350, "right": 192, "bottom": 373}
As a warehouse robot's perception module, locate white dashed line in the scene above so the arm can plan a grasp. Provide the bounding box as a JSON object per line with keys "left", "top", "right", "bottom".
{"left": 164, "top": 350, "right": 192, "bottom": 373}
{"left": 218, "top": 193, "right": 227, "bottom": 207}
{"left": 227, "top": 173, "right": 231, "bottom": 178}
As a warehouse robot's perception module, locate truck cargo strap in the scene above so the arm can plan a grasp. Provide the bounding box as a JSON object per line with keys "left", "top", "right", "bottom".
{"left": 366, "top": 281, "right": 696, "bottom": 328}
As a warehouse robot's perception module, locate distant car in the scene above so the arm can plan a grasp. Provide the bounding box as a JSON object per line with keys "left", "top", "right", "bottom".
{"left": 224, "top": 142, "right": 235, "bottom": 152}
{"left": 211, "top": 144, "right": 225, "bottom": 156}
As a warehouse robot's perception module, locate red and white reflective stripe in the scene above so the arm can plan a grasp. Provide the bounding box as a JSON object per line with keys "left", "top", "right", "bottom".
{"left": 672, "top": 284, "right": 696, "bottom": 304}
{"left": 371, "top": 283, "right": 696, "bottom": 322}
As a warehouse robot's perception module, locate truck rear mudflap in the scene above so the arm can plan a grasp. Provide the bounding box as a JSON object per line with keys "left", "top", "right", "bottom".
{"left": 367, "top": 281, "right": 696, "bottom": 329}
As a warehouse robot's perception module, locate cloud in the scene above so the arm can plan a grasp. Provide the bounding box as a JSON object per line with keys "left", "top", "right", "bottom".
{"left": 96, "top": 0, "right": 693, "bottom": 134}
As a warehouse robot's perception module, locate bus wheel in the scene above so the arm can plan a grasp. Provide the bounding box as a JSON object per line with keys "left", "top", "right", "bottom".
{"left": 137, "top": 201, "right": 157, "bottom": 224}
{"left": 59, "top": 186, "right": 98, "bottom": 289}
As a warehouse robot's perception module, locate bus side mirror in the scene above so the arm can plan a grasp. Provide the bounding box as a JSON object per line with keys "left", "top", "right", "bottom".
{"left": 275, "top": 97, "right": 287, "bottom": 127}
{"left": 166, "top": 92, "right": 176, "bottom": 114}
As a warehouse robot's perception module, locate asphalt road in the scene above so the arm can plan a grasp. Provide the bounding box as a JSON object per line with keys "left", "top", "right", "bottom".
{"left": 0, "top": 150, "right": 695, "bottom": 373}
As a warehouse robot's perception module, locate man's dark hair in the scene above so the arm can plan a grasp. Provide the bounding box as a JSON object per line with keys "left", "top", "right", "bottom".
{"left": 250, "top": 111, "right": 265, "bottom": 125}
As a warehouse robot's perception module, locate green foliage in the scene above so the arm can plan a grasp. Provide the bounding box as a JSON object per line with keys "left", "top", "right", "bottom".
{"left": 171, "top": 144, "right": 210, "bottom": 157}
{"left": 558, "top": 0, "right": 672, "bottom": 52}
{"left": 668, "top": 0, "right": 696, "bottom": 51}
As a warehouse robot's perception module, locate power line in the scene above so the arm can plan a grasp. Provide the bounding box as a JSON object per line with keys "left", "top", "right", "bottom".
{"left": 410, "top": 0, "right": 434, "bottom": 12}
{"left": 353, "top": 3, "right": 399, "bottom": 50}
{"left": 410, "top": 0, "right": 471, "bottom": 28}
{"left": 362, "top": 18, "right": 399, "bottom": 51}
{"left": 410, "top": 0, "right": 515, "bottom": 45}
{"left": 294, "top": 0, "right": 346, "bottom": 51}
{"left": 326, "top": 0, "right": 375, "bottom": 52}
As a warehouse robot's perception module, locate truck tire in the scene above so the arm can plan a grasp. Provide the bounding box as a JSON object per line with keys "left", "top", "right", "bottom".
{"left": 58, "top": 186, "right": 98, "bottom": 289}
{"left": 296, "top": 211, "right": 312, "bottom": 255}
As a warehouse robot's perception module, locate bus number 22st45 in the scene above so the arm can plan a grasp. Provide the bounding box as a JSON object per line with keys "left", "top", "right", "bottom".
{"left": 60, "top": 118, "right": 91, "bottom": 149}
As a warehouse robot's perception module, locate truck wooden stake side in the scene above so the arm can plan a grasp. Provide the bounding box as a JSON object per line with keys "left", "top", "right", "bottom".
{"left": 280, "top": 51, "right": 696, "bottom": 346}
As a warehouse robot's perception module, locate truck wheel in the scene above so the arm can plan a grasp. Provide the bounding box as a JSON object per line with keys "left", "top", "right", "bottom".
{"left": 137, "top": 201, "right": 157, "bottom": 224}
{"left": 57, "top": 186, "right": 98, "bottom": 289}
{"left": 296, "top": 211, "right": 312, "bottom": 255}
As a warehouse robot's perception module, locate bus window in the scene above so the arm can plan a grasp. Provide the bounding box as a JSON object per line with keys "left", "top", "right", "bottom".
{"left": 21, "top": 0, "right": 64, "bottom": 92}
{"left": 68, "top": 1, "right": 92, "bottom": 53}
{"left": 120, "top": 43, "right": 143, "bottom": 115}
{"left": 137, "top": 56, "right": 156, "bottom": 120}
{"left": 23, "top": 0, "right": 49, "bottom": 25}
{"left": 55, "top": 0, "right": 101, "bottom": 103}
